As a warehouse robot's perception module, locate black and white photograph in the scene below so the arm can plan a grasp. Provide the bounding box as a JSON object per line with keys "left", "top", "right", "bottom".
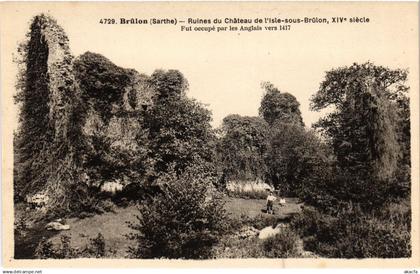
{"left": 0, "top": 1, "right": 419, "bottom": 268}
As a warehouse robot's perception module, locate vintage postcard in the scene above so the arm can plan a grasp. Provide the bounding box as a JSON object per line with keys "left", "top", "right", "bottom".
{"left": 0, "top": 1, "right": 419, "bottom": 268}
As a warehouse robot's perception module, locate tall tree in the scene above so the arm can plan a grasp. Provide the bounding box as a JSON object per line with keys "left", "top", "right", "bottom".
{"left": 265, "top": 122, "right": 332, "bottom": 197}
{"left": 218, "top": 115, "right": 269, "bottom": 181}
{"left": 145, "top": 69, "right": 216, "bottom": 177}
{"left": 311, "top": 62, "right": 409, "bottom": 204}
{"left": 150, "top": 69, "right": 188, "bottom": 101}
{"left": 259, "top": 82, "right": 304, "bottom": 126}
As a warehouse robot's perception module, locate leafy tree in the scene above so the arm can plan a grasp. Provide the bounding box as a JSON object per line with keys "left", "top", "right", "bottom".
{"left": 265, "top": 122, "right": 332, "bottom": 198}
{"left": 259, "top": 82, "right": 304, "bottom": 126}
{"left": 127, "top": 168, "right": 227, "bottom": 259}
{"left": 150, "top": 69, "right": 188, "bottom": 101}
{"left": 256, "top": 82, "right": 330, "bottom": 198}
{"left": 311, "top": 62, "right": 409, "bottom": 206}
{"left": 125, "top": 70, "right": 224, "bottom": 255}
{"left": 145, "top": 70, "right": 216, "bottom": 177}
{"left": 218, "top": 115, "right": 269, "bottom": 181}
{"left": 388, "top": 85, "right": 411, "bottom": 197}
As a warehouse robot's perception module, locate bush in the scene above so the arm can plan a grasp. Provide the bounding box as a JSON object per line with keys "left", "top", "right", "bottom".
{"left": 233, "top": 213, "right": 281, "bottom": 230}
{"left": 213, "top": 225, "right": 300, "bottom": 258}
{"left": 35, "top": 235, "right": 77, "bottom": 259}
{"left": 261, "top": 227, "right": 300, "bottom": 258}
{"left": 265, "top": 122, "right": 332, "bottom": 199}
{"left": 60, "top": 184, "right": 109, "bottom": 218}
{"left": 212, "top": 235, "right": 265, "bottom": 258}
{"left": 291, "top": 204, "right": 411, "bottom": 258}
{"left": 127, "top": 168, "right": 227, "bottom": 259}
{"left": 85, "top": 233, "right": 106, "bottom": 258}
{"left": 35, "top": 233, "right": 113, "bottom": 259}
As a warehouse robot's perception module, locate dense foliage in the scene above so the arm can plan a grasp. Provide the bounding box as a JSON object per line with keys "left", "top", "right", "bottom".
{"left": 217, "top": 115, "right": 269, "bottom": 182}
{"left": 74, "top": 52, "right": 153, "bottom": 188}
{"left": 291, "top": 203, "right": 411, "bottom": 258}
{"left": 13, "top": 15, "right": 84, "bottom": 211}
{"left": 35, "top": 233, "right": 113, "bottom": 259}
{"left": 127, "top": 69, "right": 223, "bottom": 258}
{"left": 265, "top": 122, "right": 332, "bottom": 198}
{"left": 310, "top": 62, "right": 410, "bottom": 209}
{"left": 13, "top": 16, "right": 52, "bottom": 199}
{"left": 145, "top": 69, "right": 216, "bottom": 178}
{"left": 127, "top": 169, "right": 227, "bottom": 259}
{"left": 259, "top": 82, "right": 304, "bottom": 126}
{"left": 73, "top": 52, "right": 131, "bottom": 121}
{"left": 150, "top": 69, "right": 188, "bottom": 100}
{"left": 295, "top": 62, "right": 412, "bottom": 258}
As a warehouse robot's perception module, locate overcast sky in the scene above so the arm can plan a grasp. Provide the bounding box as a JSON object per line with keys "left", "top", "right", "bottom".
{"left": 4, "top": 2, "right": 418, "bottom": 128}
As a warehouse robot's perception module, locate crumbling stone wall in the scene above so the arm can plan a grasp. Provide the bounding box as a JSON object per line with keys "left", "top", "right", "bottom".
{"left": 14, "top": 15, "right": 81, "bottom": 206}
{"left": 73, "top": 52, "right": 155, "bottom": 187}
{"left": 15, "top": 14, "right": 155, "bottom": 210}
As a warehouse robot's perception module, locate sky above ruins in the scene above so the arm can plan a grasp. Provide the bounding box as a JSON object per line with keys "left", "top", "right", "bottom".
{"left": 5, "top": 2, "right": 419, "bottom": 128}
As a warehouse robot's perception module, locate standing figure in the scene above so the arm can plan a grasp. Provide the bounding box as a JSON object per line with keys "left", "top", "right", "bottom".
{"left": 266, "top": 190, "right": 277, "bottom": 214}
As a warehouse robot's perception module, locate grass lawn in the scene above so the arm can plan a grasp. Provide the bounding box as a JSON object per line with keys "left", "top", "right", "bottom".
{"left": 48, "top": 205, "right": 138, "bottom": 258}
{"left": 224, "top": 197, "right": 302, "bottom": 220}
{"left": 40, "top": 196, "right": 302, "bottom": 258}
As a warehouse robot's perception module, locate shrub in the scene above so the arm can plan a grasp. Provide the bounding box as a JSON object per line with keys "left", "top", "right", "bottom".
{"left": 35, "top": 235, "right": 77, "bottom": 259}
{"left": 212, "top": 235, "right": 265, "bottom": 258}
{"left": 127, "top": 168, "right": 227, "bottom": 259}
{"left": 85, "top": 233, "right": 106, "bottom": 258}
{"left": 14, "top": 215, "right": 28, "bottom": 238}
{"left": 261, "top": 227, "right": 300, "bottom": 258}
{"left": 213, "top": 225, "right": 300, "bottom": 258}
{"left": 62, "top": 184, "right": 106, "bottom": 218}
{"left": 35, "top": 238, "right": 58, "bottom": 259}
{"left": 234, "top": 213, "right": 281, "bottom": 230}
{"left": 35, "top": 233, "right": 113, "bottom": 259}
{"left": 265, "top": 122, "right": 333, "bottom": 199}
{"left": 291, "top": 204, "right": 411, "bottom": 258}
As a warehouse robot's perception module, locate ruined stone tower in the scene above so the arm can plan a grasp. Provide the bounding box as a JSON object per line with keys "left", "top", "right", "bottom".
{"left": 15, "top": 14, "right": 155, "bottom": 209}
{"left": 14, "top": 14, "right": 81, "bottom": 206}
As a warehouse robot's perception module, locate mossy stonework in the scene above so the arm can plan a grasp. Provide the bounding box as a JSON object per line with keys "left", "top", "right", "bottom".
{"left": 14, "top": 14, "right": 155, "bottom": 210}
{"left": 15, "top": 15, "right": 81, "bottom": 208}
